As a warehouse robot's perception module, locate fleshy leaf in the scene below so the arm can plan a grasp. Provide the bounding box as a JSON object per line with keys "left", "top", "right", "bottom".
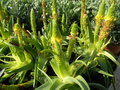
{"left": 100, "top": 51, "right": 120, "bottom": 66}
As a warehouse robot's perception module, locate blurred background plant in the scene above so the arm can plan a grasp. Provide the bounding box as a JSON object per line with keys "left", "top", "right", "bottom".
{"left": 1, "top": 0, "right": 41, "bottom": 30}
{"left": 109, "top": 0, "right": 120, "bottom": 45}
{"left": 0, "top": 0, "right": 100, "bottom": 30}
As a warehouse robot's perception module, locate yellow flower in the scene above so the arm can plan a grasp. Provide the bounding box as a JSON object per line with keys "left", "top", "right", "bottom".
{"left": 13, "top": 23, "right": 22, "bottom": 35}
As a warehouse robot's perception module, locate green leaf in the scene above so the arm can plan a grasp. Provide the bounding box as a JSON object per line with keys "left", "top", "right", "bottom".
{"left": 0, "top": 45, "right": 9, "bottom": 54}
{"left": 67, "top": 85, "right": 81, "bottom": 90}
{"left": 8, "top": 62, "right": 33, "bottom": 74}
{"left": 70, "top": 60, "right": 87, "bottom": 76}
{"left": 34, "top": 59, "right": 38, "bottom": 87}
{"left": 7, "top": 15, "right": 14, "bottom": 34}
{"left": 93, "top": 68, "right": 114, "bottom": 77}
{"left": 101, "top": 38, "right": 111, "bottom": 50}
{"left": 35, "top": 81, "right": 52, "bottom": 90}
{"left": 38, "top": 57, "right": 48, "bottom": 70}
{"left": 0, "top": 69, "right": 5, "bottom": 77}
{"left": 63, "top": 76, "right": 90, "bottom": 90}
{"left": 0, "top": 59, "right": 11, "bottom": 63}
{"left": 0, "top": 73, "right": 12, "bottom": 82}
{"left": 89, "top": 83, "right": 107, "bottom": 90}
{"left": 71, "top": 60, "right": 87, "bottom": 66}
{"left": 50, "top": 59, "right": 62, "bottom": 79}
{"left": 23, "top": 38, "right": 43, "bottom": 50}
{"left": 76, "top": 75, "right": 90, "bottom": 90}
{"left": 97, "top": 57, "right": 109, "bottom": 72}
{"left": 97, "top": 57, "right": 114, "bottom": 74}
{"left": 100, "top": 51, "right": 120, "bottom": 66}
{"left": 50, "top": 79, "right": 62, "bottom": 90}
{"left": 38, "top": 67, "right": 52, "bottom": 83}
{"left": 34, "top": 57, "right": 47, "bottom": 87}
{"left": 56, "top": 83, "right": 72, "bottom": 90}
{"left": 35, "top": 79, "right": 57, "bottom": 90}
{"left": 0, "top": 56, "right": 13, "bottom": 58}
{"left": 24, "top": 45, "right": 37, "bottom": 59}
{"left": 18, "top": 71, "right": 27, "bottom": 84}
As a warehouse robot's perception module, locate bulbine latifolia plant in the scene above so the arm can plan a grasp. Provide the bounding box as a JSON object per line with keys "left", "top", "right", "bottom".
{"left": 0, "top": 0, "right": 119, "bottom": 90}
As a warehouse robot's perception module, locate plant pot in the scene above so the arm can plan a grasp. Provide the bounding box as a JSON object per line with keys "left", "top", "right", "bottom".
{"left": 105, "top": 44, "right": 120, "bottom": 56}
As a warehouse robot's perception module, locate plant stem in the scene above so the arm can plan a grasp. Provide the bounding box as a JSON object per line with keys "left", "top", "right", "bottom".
{"left": 99, "top": 1, "right": 116, "bottom": 40}
{"left": 66, "top": 23, "right": 78, "bottom": 61}
{"left": 80, "top": 0, "right": 93, "bottom": 43}
{"left": 42, "top": 0, "right": 47, "bottom": 30}
{"left": 51, "top": 0, "right": 62, "bottom": 45}
{"left": 30, "top": 9, "right": 37, "bottom": 40}
{"left": 94, "top": 0, "right": 105, "bottom": 43}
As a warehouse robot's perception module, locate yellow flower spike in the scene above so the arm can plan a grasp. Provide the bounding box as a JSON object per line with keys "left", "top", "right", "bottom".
{"left": 51, "top": 0, "right": 62, "bottom": 45}
{"left": 95, "top": 15, "right": 104, "bottom": 24}
{"left": 51, "top": 36, "right": 62, "bottom": 45}
{"left": 13, "top": 23, "right": 22, "bottom": 35}
{"left": 70, "top": 22, "right": 78, "bottom": 37}
{"left": 50, "top": 0, "right": 71, "bottom": 80}
{"left": 80, "top": 0, "right": 93, "bottom": 43}
{"left": 94, "top": 0, "right": 105, "bottom": 43}
{"left": 13, "top": 23, "right": 23, "bottom": 47}
{"left": 104, "top": 16, "right": 116, "bottom": 22}
{"left": 99, "top": 0, "right": 116, "bottom": 40}
{"left": 66, "top": 23, "right": 78, "bottom": 61}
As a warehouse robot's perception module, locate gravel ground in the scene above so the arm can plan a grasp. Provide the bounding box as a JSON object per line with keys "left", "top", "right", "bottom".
{"left": 109, "top": 55, "right": 120, "bottom": 90}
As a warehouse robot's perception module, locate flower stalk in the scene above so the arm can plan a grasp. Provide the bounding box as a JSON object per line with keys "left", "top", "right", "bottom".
{"left": 94, "top": 0, "right": 105, "bottom": 43}
{"left": 50, "top": 0, "right": 71, "bottom": 80}
{"left": 61, "top": 14, "right": 65, "bottom": 33}
{"left": 13, "top": 23, "right": 22, "bottom": 47}
{"left": 0, "top": 21, "right": 6, "bottom": 39}
{"left": 80, "top": 0, "right": 93, "bottom": 43}
{"left": 99, "top": 0, "right": 116, "bottom": 40}
{"left": 51, "top": 0, "right": 62, "bottom": 45}
{"left": 66, "top": 23, "right": 78, "bottom": 61}
{"left": 42, "top": 0, "right": 47, "bottom": 30}
{"left": 30, "top": 9, "right": 37, "bottom": 40}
